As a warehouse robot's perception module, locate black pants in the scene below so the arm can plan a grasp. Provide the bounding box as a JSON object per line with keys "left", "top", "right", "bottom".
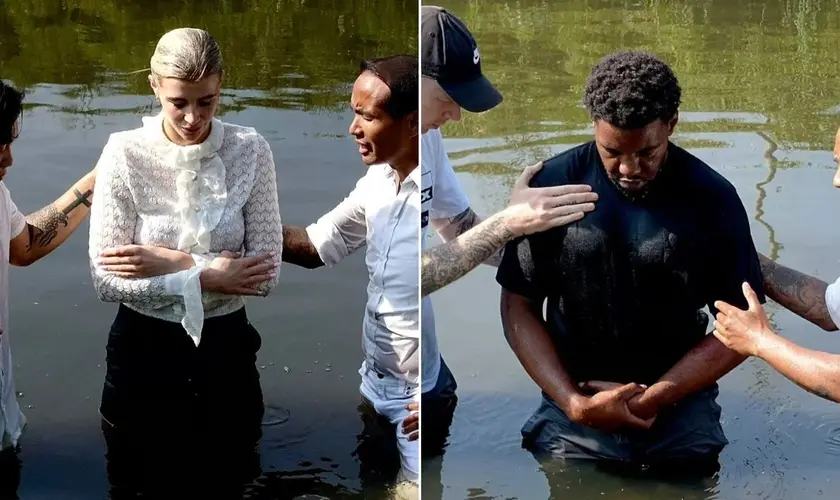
{"left": 100, "top": 305, "right": 264, "bottom": 499}
{"left": 0, "top": 445, "right": 20, "bottom": 500}
{"left": 419, "top": 357, "right": 458, "bottom": 500}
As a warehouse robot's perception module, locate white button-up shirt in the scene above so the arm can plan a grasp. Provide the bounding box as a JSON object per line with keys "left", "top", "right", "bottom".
{"left": 824, "top": 277, "right": 840, "bottom": 329}
{"left": 307, "top": 164, "right": 420, "bottom": 386}
{"left": 0, "top": 183, "right": 27, "bottom": 450}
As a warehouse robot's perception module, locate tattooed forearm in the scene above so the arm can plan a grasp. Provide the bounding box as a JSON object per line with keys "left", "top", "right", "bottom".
{"left": 449, "top": 208, "right": 478, "bottom": 237}
{"left": 435, "top": 208, "right": 479, "bottom": 242}
{"left": 759, "top": 253, "right": 837, "bottom": 331}
{"left": 26, "top": 204, "right": 68, "bottom": 249}
{"left": 435, "top": 207, "right": 504, "bottom": 267}
{"left": 68, "top": 188, "right": 93, "bottom": 210}
{"left": 25, "top": 188, "right": 92, "bottom": 250}
{"left": 9, "top": 172, "right": 95, "bottom": 266}
{"left": 421, "top": 212, "right": 514, "bottom": 297}
{"left": 281, "top": 225, "right": 324, "bottom": 269}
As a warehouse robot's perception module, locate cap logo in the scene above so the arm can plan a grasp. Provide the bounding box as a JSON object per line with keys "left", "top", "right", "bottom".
{"left": 473, "top": 47, "right": 480, "bottom": 64}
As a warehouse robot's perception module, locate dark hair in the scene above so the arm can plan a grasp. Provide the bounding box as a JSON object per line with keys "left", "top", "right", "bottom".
{"left": 583, "top": 51, "right": 681, "bottom": 129}
{"left": 0, "top": 81, "right": 23, "bottom": 145}
{"left": 360, "top": 54, "right": 418, "bottom": 120}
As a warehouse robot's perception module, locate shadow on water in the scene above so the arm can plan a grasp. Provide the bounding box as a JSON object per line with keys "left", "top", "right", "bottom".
{"left": 424, "top": 1, "right": 840, "bottom": 498}
{"left": 0, "top": 0, "right": 416, "bottom": 498}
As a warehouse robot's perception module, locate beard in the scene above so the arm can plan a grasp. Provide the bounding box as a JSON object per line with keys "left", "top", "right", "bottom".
{"left": 607, "top": 159, "right": 667, "bottom": 203}
{"left": 608, "top": 174, "right": 653, "bottom": 202}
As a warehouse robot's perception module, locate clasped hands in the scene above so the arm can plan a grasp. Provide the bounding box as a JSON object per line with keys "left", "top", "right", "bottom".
{"left": 567, "top": 380, "right": 659, "bottom": 433}
{"left": 95, "top": 244, "right": 278, "bottom": 295}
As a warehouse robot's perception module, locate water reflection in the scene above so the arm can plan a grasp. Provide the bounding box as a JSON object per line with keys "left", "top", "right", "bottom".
{"left": 426, "top": 0, "right": 840, "bottom": 498}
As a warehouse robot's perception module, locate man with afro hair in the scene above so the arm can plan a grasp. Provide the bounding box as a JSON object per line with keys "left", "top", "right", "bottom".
{"left": 496, "top": 51, "right": 765, "bottom": 473}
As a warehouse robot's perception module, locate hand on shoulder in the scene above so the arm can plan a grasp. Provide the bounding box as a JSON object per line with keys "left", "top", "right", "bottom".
{"left": 501, "top": 161, "right": 598, "bottom": 237}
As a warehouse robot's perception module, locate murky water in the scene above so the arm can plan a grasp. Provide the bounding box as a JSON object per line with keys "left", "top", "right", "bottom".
{"left": 423, "top": 1, "right": 840, "bottom": 499}
{"left": 0, "top": 1, "right": 415, "bottom": 498}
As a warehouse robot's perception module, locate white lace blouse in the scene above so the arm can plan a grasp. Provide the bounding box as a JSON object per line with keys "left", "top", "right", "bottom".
{"left": 88, "top": 113, "right": 283, "bottom": 345}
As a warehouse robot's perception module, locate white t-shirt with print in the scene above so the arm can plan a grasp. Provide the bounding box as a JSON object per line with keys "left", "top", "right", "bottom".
{"left": 421, "top": 129, "right": 470, "bottom": 393}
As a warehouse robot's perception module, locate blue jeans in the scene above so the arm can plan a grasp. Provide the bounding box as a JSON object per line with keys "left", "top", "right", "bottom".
{"left": 522, "top": 385, "right": 727, "bottom": 469}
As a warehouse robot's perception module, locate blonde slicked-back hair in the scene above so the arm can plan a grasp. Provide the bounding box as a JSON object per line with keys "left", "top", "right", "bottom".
{"left": 150, "top": 27, "right": 223, "bottom": 82}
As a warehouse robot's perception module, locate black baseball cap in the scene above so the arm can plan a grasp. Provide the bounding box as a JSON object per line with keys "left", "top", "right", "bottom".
{"left": 421, "top": 5, "right": 502, "bottom": 113}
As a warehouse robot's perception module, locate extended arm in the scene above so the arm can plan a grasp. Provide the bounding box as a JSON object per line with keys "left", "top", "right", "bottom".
{"left": 422, "top": 210, "right": 512, "bottom": 297}
{"left": 10, "top": 171, "right": 95, "bottom": 266}
{"left": 713, "top": 282, "right": 840, "bottom": 403}
{"left": 432, "top": 207, "right": 503, "bottom": 262}
{"left": 281, "top": 225, "right": 325, "bottom": 269}
{"left": 757, "top": 336, "right": 840, "bottom": 402}
{"left": 759, "top": 253, "right": 836, "bottom": 331}
{"left": 301, "top": 172, "right": 369, "bottom": 268}
{"left": 422, "top": 162, "right": 597, "bottom": 297}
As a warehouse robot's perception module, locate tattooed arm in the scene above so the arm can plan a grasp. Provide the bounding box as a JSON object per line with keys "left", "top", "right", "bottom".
{"left": 422, "top": 210, "right": 514, "bottom": 297}
{"left": 9, "top": 171, "right": 95, "bottom": 267}
{"left": 282, "top": 225, "right": 325, "bottom": 269}
{"left": 421, "top": 170, "right": 598, "bottom": 297}
{"left": 432, "top": 207, "right": 504, "bottom": 266}
{"left": 759, "top": 253, "right": 837, "bottom": 331}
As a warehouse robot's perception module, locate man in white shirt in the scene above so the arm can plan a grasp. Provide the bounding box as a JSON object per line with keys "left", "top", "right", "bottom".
{"left": 0, "top": 81, "right": 97, "bottom": 494}
{"left": 418, "top": 6, "right": 599, "bottom": 480}
{"left": 709, "top": 125, "right": 840, "bottom": 404}
{"left": 280, "top": 55, "right": 421, "bottom": 493}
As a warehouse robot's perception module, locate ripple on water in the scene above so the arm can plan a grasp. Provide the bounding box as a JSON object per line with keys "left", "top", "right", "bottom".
{"left": 816, "top": 414, "right": 840, "bottom": 456}
{"left": 262, "top": 404, "right": 291, "bottom": 426}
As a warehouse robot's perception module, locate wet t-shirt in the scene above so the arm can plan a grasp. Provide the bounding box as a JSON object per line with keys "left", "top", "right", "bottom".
{"left": 496, "top": 141, "right": 765, "bottom": 385}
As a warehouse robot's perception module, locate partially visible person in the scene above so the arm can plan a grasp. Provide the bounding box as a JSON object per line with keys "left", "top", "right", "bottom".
{"left": 418, "top": 9, "right": 598, "bottom": 490}
{"left": 88, "top": 27, "right": 281, "bottom": 497}
{"left": 713, "top": 280, "right": 840, "bottom": 402}
{"left": 419, "top": 5, "right": 598, "bottom": 299}
{"left": 497, "top": 50, "right": 765, "bottom": 474}
{"left": 280, "top": 55, "right": 421, "bottom": 496}
{"left": 711, "top": 126, "right": 840, "bottom": 403}
{"left": 0, "top": 80, "right": 97, "bottom": 497}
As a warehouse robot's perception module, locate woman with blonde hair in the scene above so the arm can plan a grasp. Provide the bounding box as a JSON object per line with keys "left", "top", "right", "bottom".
{"left": 88, "top": 27, "right": 282, "bottom": 496}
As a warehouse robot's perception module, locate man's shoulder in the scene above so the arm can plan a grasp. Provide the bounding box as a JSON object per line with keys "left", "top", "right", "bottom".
{"left": 671, "top": 143, "right": 740, "bottom": 200}
{"left": 0, "top": 182, "right": 12, "bottom": 209}
{"left": 421, "top": 128, "right": 444, "bottom": 150}
{"left": 533, "top": 141, "right": 598, "bottom": 187}
{"left": 420, "top": 129, "right": 447, "bottom": 172}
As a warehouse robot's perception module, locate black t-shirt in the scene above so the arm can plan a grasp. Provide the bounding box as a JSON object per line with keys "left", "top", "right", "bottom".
{"left": 496, "top": 141, "right": 765, "bottom": 385}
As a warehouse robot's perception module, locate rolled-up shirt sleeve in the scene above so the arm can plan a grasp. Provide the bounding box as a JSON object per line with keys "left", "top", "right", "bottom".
{"left": 305, "top": 173, "right": 370, "bottom": 267}
{"left": 825, "top": 277, "right": 840, "bottom": 330}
